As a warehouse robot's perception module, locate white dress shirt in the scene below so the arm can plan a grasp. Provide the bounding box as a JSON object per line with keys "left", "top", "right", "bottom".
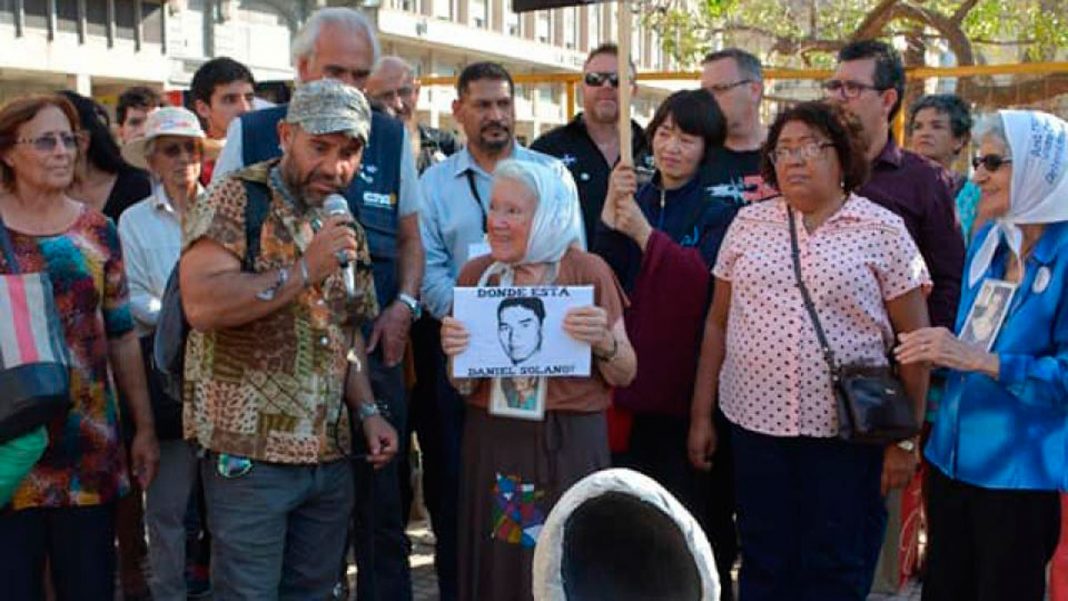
{"left": 118, "top": 183, "right": 199, "bottom": 337}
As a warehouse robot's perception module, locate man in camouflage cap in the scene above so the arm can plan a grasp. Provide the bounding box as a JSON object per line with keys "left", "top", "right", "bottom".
{"left": 178, "top": 78, "right": 397, "bottom": 599}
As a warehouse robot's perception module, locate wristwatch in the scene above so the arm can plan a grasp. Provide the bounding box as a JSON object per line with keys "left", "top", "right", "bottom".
{"left": 356, "top": 401, "right": 381, "bottom": 421}
{"left": 896, "top": 438, "right": 917, "bottom": 453}
{"left": 397, "top": 292, "right": 422, "bottom": 321}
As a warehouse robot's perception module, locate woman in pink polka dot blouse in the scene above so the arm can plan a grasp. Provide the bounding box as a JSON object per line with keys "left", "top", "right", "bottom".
{"left": 688, "top": 101, "right": 932, "bottom": 601}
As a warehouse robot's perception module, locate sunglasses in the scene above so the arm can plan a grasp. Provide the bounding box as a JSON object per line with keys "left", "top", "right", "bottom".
{"left": 972, "top": 154, "right": 1012, "bottom": 172}
{"left": 584, "top": 72, "right": 620, "bottom": 88}
{"left": 17, "top": 132, "right": 81, "bottom": 152}
{"left": 157, "top": 140, "right": 200, "bottom": 158}
{"left": 216, "top": 453, "right": 253, "bottom": 479}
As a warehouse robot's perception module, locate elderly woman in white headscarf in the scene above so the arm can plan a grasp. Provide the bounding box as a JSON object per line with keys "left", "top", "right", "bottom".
{"left": 895, "top": 110, "right": 1068, "bottom": 601}
{"left": 441, "top": 159, "right": 636, "bottom": 601}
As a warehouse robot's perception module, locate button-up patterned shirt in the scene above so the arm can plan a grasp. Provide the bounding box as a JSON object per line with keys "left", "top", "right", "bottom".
{"left": 181, "top": 159, "right": 379, "bottom": 464}
{"left": 714, "top": 195, "right": 931, "bottom": 437}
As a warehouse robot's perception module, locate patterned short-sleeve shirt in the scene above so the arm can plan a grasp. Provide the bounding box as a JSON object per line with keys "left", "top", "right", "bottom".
{"left": 181, "top": 160, "right": 379, "bottom": 464}
{"left": 714, "top": 195, "right": 931, "bottom": 438}
{"left": 4, "top": 207, "right": 135, "bottom": 509}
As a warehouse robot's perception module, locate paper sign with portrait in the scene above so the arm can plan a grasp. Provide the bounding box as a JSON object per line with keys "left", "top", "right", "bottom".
{"left": 451, "top": 286, "right": 594, "bottom": 379}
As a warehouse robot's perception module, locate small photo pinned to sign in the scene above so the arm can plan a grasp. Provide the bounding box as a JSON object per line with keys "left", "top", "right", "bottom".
{"left": 489, "top": 376, "right": 547, "bottom": 421}
{"left": 959, "top": 279, "right": 1017, "bottom": 352}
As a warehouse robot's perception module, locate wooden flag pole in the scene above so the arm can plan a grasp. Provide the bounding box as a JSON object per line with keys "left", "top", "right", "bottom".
{"left": 617, "top": 0, "right": 632, "bottom": 165}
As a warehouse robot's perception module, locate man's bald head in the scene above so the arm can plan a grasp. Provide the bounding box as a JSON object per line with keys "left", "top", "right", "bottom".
{"left": 366, "top": 55, "right": 418, "bottom": 122}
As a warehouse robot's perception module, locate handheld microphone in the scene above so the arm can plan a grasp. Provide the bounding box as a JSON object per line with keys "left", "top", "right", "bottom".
{"left": 322, "top": 194, "right": 357, "bottom": 299}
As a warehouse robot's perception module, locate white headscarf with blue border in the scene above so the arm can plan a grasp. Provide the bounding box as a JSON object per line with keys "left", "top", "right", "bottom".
{"left": 969, "top": 110, "right": 1068, "bottom": 287}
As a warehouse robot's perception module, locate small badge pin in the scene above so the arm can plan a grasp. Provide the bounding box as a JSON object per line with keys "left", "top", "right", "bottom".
{"left": 1033, "top": 266, "right": 1051, "bottom": 293}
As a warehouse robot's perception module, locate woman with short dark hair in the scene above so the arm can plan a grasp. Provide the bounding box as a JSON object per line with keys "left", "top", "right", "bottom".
{"left": 907, "top": 93, "right": 983, "bottom": 241}
{"left": 0, "top": 93, "right": 159, "bottom": 600}
{"left": 690, "top": 101, "right": 931, "bottom": 600}
{"left": 592, "top": 89, "right": 740, "bottom": 590}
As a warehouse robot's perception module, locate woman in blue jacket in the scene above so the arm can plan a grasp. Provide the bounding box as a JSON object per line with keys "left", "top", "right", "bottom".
{"left": 593, "top": 89, "right": 741, "bottom": 597}
{"left": 895, "top": 109, "right": 1068, "bottom": 601}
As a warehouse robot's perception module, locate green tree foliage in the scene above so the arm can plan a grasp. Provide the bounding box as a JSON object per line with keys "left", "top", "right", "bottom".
{"left": 643, "top": 0, "right": 1068, "bottom": 69}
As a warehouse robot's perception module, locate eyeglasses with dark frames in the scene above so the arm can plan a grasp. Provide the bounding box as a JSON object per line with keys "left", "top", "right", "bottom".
{"left": 972, "top": 154, "right": 1012, "bottom": 172}
{"left": 705, "top": 79, "right": 753, "bottom": 94}
{"left": 822, "top": 79, "right": 885, "bottom": 99}
{"left": 16, "top": 131, "right": 81, "bottom": 153}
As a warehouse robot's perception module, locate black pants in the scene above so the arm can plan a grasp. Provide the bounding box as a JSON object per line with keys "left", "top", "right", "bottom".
{"left": 351, "top": 351, "right": 413, "bottom": 601}
{"left": 409, "top": 315, "right": 465, "bottom": 601}
{"left": 0, "top": 503, "right": 117, "bottom": 600}
{"left": 731, "top": 424, "right": 886, "bottom": 601}
{"left": 923, "top": 466, "right": 1059, "bottom": 601}
{"left": 613, "top": 412, "right": 737, "bottom": 601}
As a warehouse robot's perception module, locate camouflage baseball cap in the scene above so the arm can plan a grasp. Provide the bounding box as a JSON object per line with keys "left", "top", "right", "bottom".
{"left": 285, "top": 79, "right": 372, "bottom": 144}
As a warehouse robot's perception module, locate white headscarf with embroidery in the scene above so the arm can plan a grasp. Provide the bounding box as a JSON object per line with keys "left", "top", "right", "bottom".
{"left": 477, "top": 159, "right": 585, "bottom": 287}
{"left": 969, "top": 110, "right": 1068, "bottom": 287}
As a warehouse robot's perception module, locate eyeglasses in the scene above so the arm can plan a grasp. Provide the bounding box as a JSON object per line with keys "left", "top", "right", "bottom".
{"left": 584, "top": 72, "right": 620, "bottom": 88}
{"left": 769, "top": 142, "right": 834, "bottom": 165}
{"left": 972, "top": 154, "right": 1012, "bottom": 172}
{"left": 704, "top": 79, "right": 752, "bottom": 94}
{"left": 373, "top": 86, "right": 414, "bottom": 103}
{"left": 16, "top": 132, "right": 81, "bottom": 152}
{"left": 157, "top": 140, "right": 200, "bottom": 158}
{"left": 822, "top": 79, "right": 885, "bottom": 99}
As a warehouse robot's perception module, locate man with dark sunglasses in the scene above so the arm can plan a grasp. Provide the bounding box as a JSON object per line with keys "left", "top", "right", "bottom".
{"left": 828, "top": 39, "right": 965, "bottom": 596}
{"left": 531, "top": 43, "right": 650, "bottom": 244}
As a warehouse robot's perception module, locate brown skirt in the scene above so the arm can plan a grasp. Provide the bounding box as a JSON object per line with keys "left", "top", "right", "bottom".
{"left": 457, "top": 407, "right": 610, "bottom": 601}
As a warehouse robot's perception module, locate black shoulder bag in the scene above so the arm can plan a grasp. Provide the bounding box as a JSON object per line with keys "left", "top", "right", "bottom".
{"left": 787, "top": 207, "right": 919, "bottom": 445}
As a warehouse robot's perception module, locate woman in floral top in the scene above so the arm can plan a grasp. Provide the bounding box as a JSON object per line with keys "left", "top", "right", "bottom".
{"left": 0, "top": 94, "right": 159, "bottom": 600}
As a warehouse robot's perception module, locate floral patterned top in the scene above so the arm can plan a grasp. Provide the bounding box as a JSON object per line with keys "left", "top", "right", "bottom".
{"left": 182, "top": 160, "right": 379, "bottom": 464}
{"left": 2, "top": 206, "right": 134, "bottom": 509}
{"left": 714, "top": 195, "right": 931, "bottom": 438}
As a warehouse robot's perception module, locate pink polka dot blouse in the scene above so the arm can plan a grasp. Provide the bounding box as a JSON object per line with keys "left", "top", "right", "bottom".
{"left": 713, "top": 194, "right": 931, "bottom": 438}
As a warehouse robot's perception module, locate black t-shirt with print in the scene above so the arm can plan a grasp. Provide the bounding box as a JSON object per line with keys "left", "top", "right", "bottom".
{"left": 701, "top": 146, "right": 777, "bottom": 205}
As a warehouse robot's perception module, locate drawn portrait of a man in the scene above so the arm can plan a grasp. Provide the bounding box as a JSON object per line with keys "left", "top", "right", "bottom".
{"left": 497, "top": 297, "right": 546, "bottom": 366}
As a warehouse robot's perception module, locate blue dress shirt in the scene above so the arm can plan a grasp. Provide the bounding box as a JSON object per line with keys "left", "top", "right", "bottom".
{"left": 925, "top": 221, "right": 1068, "bottom": 491}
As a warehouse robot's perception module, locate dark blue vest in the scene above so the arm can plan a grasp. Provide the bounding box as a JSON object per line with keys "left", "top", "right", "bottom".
{"left": 240, "top": 106, "right": 404, "bottom": 308}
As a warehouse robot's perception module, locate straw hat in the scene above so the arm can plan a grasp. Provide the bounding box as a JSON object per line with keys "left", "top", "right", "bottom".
{"left": 121, "top": 106, "right": 218, "bottom": 170}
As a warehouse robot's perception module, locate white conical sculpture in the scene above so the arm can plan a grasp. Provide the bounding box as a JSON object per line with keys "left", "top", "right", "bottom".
{"left": 532, "top": 468, "right": 720, "bottom": 601}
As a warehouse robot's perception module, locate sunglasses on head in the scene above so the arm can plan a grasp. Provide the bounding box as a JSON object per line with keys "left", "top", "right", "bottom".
{"left": 584, "top": 72, "right": 620, "bottom": 88}
{"left": 158, "top": 140, "right": 200, "bottom": 158}
{"left": 972, "top": 154, "right": 1012, "bottom": 172}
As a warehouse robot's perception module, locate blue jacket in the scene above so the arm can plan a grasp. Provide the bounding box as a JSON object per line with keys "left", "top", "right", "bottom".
{"left": 925, "top": 221, "right": 1068, "bottom": 491}
{"left": 594, "top": 174, "right": 739, "bottom": 292}
{"left": 240, "top": 106, "right": 404, "bottom": 308}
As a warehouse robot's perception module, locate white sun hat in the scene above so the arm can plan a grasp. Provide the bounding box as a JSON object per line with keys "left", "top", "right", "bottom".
{"left": 121, "top": 106, "right": 211, "bottom": 170}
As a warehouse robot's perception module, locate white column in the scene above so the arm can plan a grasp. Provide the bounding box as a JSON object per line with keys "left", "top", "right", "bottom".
{"left": 72, "top": 73, "right": 92, "bottom": 96}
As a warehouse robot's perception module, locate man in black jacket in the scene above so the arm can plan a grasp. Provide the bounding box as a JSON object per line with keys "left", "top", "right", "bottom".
{"left": 531, "top": 43, "right": 649, "bottom": 244}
